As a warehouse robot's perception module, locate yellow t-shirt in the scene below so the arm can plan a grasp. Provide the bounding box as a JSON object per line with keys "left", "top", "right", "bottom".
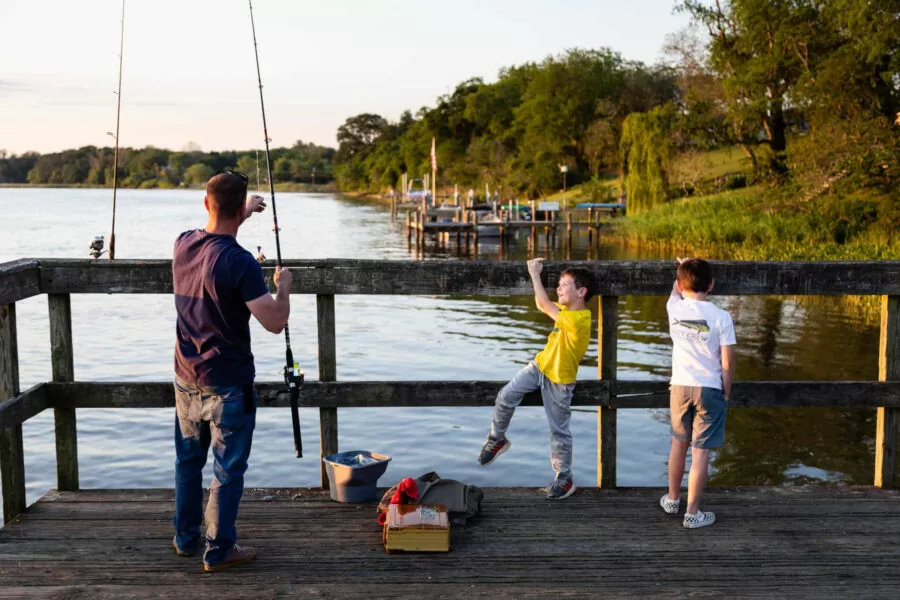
{"left": 535, "top": 304, "right": 592, "bottom": 384}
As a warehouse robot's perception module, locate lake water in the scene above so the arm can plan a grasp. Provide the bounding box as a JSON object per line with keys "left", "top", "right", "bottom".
{"left": 0, "top": 188, "right": 881, "bottom": 519}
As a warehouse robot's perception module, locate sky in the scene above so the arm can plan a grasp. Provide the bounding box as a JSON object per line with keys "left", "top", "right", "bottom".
{"left": 0, "top": 0, "right": 692, "bottom": 155}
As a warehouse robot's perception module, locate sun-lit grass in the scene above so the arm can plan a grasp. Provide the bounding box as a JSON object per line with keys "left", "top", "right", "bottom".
{"left": 612, "top": 186, "right": 900, "bottom": 260}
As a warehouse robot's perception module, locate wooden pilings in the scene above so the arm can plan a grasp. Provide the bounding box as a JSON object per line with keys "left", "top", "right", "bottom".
{"left": 49, "top": 294, "right": 78, "bottom": 491}
{"left": 877, "top": 295, "right": 900, "bottom": 487}
{"left": 402, "top": 206, "right": 611, "bottom": 257}
{"left": 0, "top": 302, "right": 24, "bottom": 523}
{"left": 317, "top": 294, "right": 338, "bottom": 489}
{"left": 598, "top": 296, "right": 618, "bottom": 488}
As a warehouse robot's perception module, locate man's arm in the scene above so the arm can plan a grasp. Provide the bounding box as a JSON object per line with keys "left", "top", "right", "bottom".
{"left": 721, "top": 345, "right": 735, "bottom": 401}
{"left": 243, "top": 194, "right": 267, "bottom": 222}
{"left": 247, "top": 266, "right": 292, "bottom": 334}
{"left": 527, "top": 258, "right": 560, "bottom": 321}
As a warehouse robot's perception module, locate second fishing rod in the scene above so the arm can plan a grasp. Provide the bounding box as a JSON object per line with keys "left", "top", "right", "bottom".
{"left": 248, "top": 0, "right": 304, "bottom": 458}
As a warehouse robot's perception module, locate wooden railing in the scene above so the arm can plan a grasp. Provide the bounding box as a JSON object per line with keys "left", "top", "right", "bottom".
{"left": 2, "top": 258, "right": 900, "bottom": 523}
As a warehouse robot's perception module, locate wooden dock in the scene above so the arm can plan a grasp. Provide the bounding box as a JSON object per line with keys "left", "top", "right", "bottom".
{"left": 2, "top": 486, "right": 900, "bottom": 598}
{"left": 3, "top": 258, "right": 900, "bottom": 597}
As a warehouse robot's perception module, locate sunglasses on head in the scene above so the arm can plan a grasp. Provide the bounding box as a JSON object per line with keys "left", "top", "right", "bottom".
{"left": 215, "top": 170, "right": 249, "bottom": 185}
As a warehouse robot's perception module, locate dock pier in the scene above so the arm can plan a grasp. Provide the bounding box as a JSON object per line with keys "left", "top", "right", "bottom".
{"left": 2, "top": 259, "right": 900, "bottom": 596}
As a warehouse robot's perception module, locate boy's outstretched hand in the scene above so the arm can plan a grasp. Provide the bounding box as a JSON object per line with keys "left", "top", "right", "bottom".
{"left": 527, "top": 257, "right": 544, "bottom": 277}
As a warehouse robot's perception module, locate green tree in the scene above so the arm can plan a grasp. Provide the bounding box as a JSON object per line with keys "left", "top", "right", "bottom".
{"left": 678, "top": 0, "right": 828, "bottom": 174}
{"left": 183, "top": 163, "right": 214, "bottom": 185}
{"left": 619, "top": 104, "right": 677, "bottom": 215}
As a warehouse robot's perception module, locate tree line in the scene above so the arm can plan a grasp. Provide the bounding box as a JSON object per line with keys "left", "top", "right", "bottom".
{"left": 0, "top": 141, "right": 335, "bottom": 188}
{"left": 3, "top": 0, "right": 896, "bottom": 214}
{"left": 334, "top": 0, "right": 898, "bottom": 214}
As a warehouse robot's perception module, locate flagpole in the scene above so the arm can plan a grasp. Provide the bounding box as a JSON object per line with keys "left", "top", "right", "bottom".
{"left": 431, "top": 137, "right": 437, "bottom": 205}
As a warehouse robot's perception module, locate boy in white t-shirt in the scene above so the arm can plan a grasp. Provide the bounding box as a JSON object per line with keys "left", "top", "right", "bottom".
{"left": 659, "top": 258, "right": 736, "bottom": 529}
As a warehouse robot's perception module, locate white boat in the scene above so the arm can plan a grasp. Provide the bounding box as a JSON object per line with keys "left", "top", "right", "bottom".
{"left": 475, "top": 212, "right": 503, "bottom": 237}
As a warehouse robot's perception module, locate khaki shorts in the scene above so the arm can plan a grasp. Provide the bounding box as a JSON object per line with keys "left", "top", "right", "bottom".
{"left": 670, "top": 385, "right": 727, "bottom": 449}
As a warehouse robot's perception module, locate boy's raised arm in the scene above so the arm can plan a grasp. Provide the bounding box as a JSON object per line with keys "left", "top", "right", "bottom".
{"left": 527, "top": 258, "right": 560, "bottom": 320}
{"left": 670, "top": 257, "right": 685, "bottom": 300}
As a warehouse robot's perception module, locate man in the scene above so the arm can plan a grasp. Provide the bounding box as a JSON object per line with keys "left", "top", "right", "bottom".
{"left": 172, "top": 171, "right": 292, "bottom": 572}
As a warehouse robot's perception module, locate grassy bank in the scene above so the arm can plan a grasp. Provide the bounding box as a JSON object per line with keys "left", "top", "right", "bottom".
{"left": 610, "top": 186, "right": 900, "bottom": 261}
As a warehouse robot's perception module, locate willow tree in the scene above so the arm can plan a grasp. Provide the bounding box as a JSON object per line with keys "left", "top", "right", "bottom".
{"left": 619, "top": 104, "right": 676, "bottom": 215}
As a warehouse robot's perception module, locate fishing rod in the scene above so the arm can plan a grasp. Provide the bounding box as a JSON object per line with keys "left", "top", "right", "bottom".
{"left": 109, "top": 0, "right": 125, "bottom": 260}
{"left": 248, "top": 0, "right": 304, "bottom": 458}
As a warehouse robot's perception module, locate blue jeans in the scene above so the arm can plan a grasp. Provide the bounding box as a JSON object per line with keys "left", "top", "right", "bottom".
{"left": 173, "top": 377, "right": 256, "bottom": 566}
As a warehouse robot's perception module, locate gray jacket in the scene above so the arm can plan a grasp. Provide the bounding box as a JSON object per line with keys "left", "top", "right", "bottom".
{"left": 378, "top": 471, "right": 484, "bottom": 525}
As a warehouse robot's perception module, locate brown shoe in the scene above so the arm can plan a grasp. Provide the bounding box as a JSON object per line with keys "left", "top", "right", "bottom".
{"left": 172, "top": 537, "right": 196, "bottom": 557}
{"left": 203, "top": 544, "right": 257, "bottom": 573}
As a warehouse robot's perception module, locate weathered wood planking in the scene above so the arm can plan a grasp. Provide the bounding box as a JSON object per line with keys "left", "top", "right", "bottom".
{"left": 877, "top": 295, "right": 900, "bottom": 488}
{"left": 1, "top": 487, "right": 900, "bottom": 598}
{"left": 598, "top": 295, "right": 618, "bottom": 488}
{"left": 317, "top": 294, "right": 338, "bottom": 488}
{"left": 0, "top": 385, "right": 49, "bottom": 435}
{"left": 48, "top": 294, "right": 78, "bottom": 491}
{"left": 0, "top": 303, "right": 24, "bottom": 523}
{"left": 31, "top": 258, "right": 900, "bottom": 296}
{"left": 39, "top": 380, "right": 900, "bottom": 413}
{"left": 0, "top": 260, "right": 40, "bottom": 305}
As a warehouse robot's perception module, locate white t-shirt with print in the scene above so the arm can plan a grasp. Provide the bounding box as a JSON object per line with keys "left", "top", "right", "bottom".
{"left": 667, "top": 292, "right": 736, "bottom": 389}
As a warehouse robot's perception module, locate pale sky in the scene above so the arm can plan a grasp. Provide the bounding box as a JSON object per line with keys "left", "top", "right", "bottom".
{"left": 0, "top": 0, "right": 690, "bottom": 154}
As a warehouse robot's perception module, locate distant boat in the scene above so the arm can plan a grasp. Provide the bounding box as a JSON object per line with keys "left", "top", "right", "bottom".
{"left": 475, "top": 211, "right": 503, "bottom": 237}
{"left": 407, "top": 178, "right": 429, "bottom": 203}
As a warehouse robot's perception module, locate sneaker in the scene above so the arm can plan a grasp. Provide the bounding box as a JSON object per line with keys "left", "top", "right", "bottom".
{"left": 659, "top": 494, "right": 680, "bottom": 515}
{"left": 478, "top": 436, "right": 511, "bottom": 466}
{"left": 546, "top": 473, "right": 576, "bottom": 500}
{"left": 203, "top": 544, "right": 257, "bottom": 572}
{"left": 683, "top": 510, "right": 716, "bottom": 529}
{"left": 172, "top": 536, "right": 197, "bottom": 557}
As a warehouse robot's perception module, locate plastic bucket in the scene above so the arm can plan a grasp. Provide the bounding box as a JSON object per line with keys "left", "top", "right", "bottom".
{"left": 322, "top": 450, "right": 391, "bottom": 502}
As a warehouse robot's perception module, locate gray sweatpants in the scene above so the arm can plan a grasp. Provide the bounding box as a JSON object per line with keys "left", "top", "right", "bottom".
{"left": 490, "top": 361, "right": 575, "bottom": 475}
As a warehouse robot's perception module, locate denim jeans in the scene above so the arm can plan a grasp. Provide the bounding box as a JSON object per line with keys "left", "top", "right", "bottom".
{"left": 490, "top": 361, "right": 575, "bottom": 475}
{"left": 173, "top": 377, "right": 256, "bottom": 566}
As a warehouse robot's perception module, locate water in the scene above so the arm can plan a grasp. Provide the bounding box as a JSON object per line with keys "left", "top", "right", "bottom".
{"left": 0, "top": 188, "right": 881, "bottom": 515}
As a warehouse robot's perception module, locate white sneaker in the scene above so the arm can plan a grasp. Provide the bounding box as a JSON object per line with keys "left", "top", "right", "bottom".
{"left": 683, "top": 510, "right": 716, "bottom": 529}
{"left": 659, "top": 494, "right": 680, "bottom": 515}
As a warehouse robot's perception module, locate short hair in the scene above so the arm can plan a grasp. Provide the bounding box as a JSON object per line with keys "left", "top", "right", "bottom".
{"left": 677, "top": 258, "right": 713, "bottom": 292}
{"left": 206, "top": 173, "right": 247, "bottom": 218}
{"left": 561, "top": 267, "right": 597, "bottom": 302}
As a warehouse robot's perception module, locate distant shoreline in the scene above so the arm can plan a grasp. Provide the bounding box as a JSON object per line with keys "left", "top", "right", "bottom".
{"left": 0, "top": 182, "right": 339, "bottom": 193}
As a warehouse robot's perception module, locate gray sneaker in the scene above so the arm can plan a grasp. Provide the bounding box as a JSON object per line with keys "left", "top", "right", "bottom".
{"left": 546, "top": 472, "right": 576, "bottom": 500}
{"left": 478, "top": 436, "right": 511, "bottom": 466}
{"left": 660, "top": 494, "right": 680, "bottom": 515}
{"left": 683, "top": 510, "right": 716, "bottom": 529}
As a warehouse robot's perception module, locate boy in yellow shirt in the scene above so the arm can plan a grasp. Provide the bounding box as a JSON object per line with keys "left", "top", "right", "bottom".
{"left": 478, "top": 258, "right": 595, "bottom": 499}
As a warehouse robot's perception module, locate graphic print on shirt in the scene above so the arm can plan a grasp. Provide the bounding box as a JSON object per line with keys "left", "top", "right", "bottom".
{"left": 673, "top": 318, "right": 710, "bottom": 342}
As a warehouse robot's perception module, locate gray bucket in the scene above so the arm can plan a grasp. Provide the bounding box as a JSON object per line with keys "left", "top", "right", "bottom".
{"left": 322, "top": 450, "right": 391, "bottom": 503}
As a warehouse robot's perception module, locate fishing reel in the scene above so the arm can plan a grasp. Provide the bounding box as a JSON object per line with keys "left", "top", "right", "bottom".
{"left": 284, "top": 362, "right": 304, "bottom": 390}
{"left": 89, "top": 236, "right": 106, "bottom": 259}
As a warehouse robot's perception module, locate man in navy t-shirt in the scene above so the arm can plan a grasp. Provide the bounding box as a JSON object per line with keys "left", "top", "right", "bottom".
{"left": 172, "top": 171, "right": 292, "bottom": 572}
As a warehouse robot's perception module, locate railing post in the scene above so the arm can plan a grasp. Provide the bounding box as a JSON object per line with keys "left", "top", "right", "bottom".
{"left": 0, "top": 303, "right": 25, "bottom": 522}
{"left": 317, "top": 294, "right": 338, "bottom": 489}
{"left": 49, "top": 294, "right": 79, "bottom": 491}
{"left": 876, "top": 295, "right": 900, "bottom": 487}
{"left": 598, "top": 295, "right": 618, "bottom": 488}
